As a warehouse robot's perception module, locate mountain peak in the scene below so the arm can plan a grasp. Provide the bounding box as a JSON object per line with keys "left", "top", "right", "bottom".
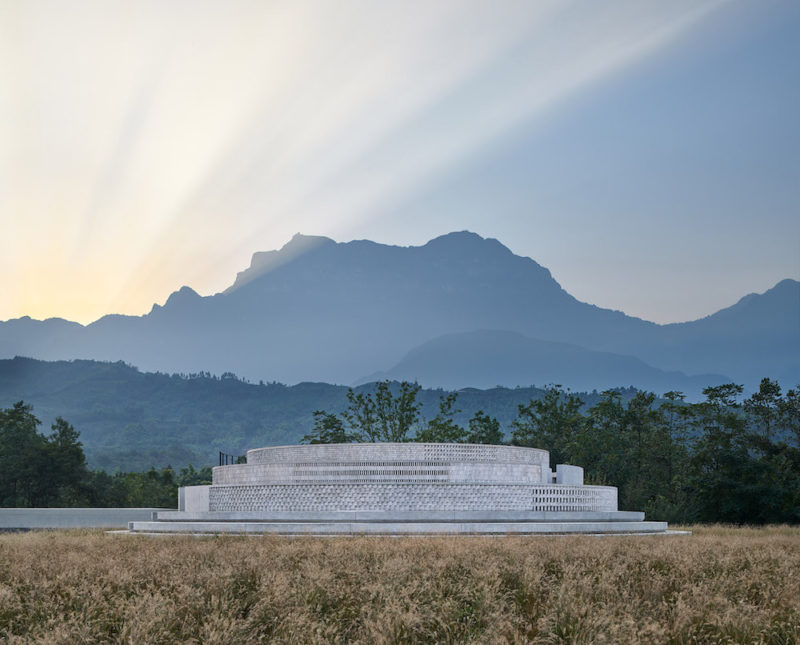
{"left": 420, "top": 231, "right": 524, "bottom": 272}
{"left": 423, "top": 231, "right": 505, "bottom": 252}
{"left": 708, "top": 278, "right": 799, "bottom": 319}
{"left": 768, "top": 278, "right": 800, "bottom": 294}
{"left": 148, "top": 286, "right": 201, "bottom": 314}
{"left": 281, "top": 233, "right": 336, "bottom": 252}
{"left": 226, "top": 234, "right": 336, "bottom": 293}
{"left": 426, "top": 230, "right": 484, "bottom": 243}
{"left": 165, "top": 286, "right": 200, "bottom": 306}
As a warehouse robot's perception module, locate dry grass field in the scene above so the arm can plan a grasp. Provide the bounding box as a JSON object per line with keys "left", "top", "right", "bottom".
{"left": 0, "top": 526, "right": 798, "bottom": 644}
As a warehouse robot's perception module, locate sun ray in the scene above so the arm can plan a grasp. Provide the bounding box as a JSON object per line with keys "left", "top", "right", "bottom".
{"left": 1, "top": 0, "right": 734, "bottom": 323}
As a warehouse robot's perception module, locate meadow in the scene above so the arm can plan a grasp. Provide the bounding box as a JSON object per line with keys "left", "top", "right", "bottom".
{"left": 0, "top": 526, "right": 798, "bottom": 644}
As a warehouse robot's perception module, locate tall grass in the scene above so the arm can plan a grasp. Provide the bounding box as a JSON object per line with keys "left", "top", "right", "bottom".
{"left": 0, "top": 526, "right": 798, "bottom": 643}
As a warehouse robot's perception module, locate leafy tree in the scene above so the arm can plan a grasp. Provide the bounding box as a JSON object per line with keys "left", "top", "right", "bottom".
{"left": 342, "top": 381, "right": 422, "bottom": 442}
{"left": 379, "top": 381, "right": 423, "bottom": 442}
{"left": 83, "top": 470, "right": 128, "bottom": 507}
{"left": 619, "top": 391, "right": 665, "bottom": 510}
{"left": 780, "top": 386, "right": 800, "bottom": 447}
{"left": 415, "top": 392, "right": 467, "bottom": 443}
{"left": 741, "top": 382, "right": 800, "bottom": 523}
{"left": 466, "top": 410, "right": 504, "bottom": 445}
{"left": 572, "top": 390, "right": 629, "bottom": 488}
{"left": 177, "top": 464, "right": 213, "bottom": 486}
{"left": 658, "top": 391, "right": 693, "bottom": 479}
{"left": 0, "top": 401, "right": 47, "bottom": 506}
{"left": 685, "top": 384, "right": 761, "bottom": 522}
{"left": 510, "top": 385, "right": 583, "bottom": 464}
{"left": 644, "top": 391, "right": 694, "bottom": 523}
{"left": 0, "top": 402, "right": 90, "bottom": 507}
{"left": 46, "top": 417, "right": 87, "bottom": 506}
{"left": 744, "top": 378, "right": 783, "bottom": 440}
{"left": 302, "top": 410, "right": 359, "bottom": 444}
{"left": 80, "top": 465, "right": 196, "bottom": 508}
{"left": 341, "top": 389, "right": 379, "bottom": 442}
{"left": 83, "top": 467, "right": 177, "bottom": 508}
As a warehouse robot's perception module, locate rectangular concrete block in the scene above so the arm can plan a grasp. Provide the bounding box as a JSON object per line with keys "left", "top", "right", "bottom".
{"left": 180, "top": 485, "right": 210, "bottom": 512}
{"left": 556, "top": 464, "right": 584, "bottom": 486}
{"left": 0, "top": 508, "right": 165, "bottom": 530}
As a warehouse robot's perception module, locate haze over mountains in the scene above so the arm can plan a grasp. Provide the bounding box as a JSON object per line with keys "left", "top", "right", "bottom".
{"left": 2, "top": 231, "right": 797, "bottom": 396}
{"left": 359, "top": 330, "right": 727, "bottom": 394}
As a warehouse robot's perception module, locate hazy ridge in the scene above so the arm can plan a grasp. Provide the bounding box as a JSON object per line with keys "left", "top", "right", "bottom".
{"left": 0, "top": 356, "right": 642, "bottom": 470}
{"left": 0, "top": 231, "right": 797, "bottom": 393}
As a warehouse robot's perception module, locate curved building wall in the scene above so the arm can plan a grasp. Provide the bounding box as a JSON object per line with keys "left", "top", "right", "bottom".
{"left": 208, "top": 483, "right": 617, "bottom": 513}
{"left": 213, "top": 462, "right": 543, "bottom": 485}
{"left": 207, "top": 443, "right": 617, "bottom": 514}
{"left": 245, "top": 443, "right": 550, "bottom": 468}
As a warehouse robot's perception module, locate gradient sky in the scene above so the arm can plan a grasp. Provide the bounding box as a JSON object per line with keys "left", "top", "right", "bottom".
{"left": 1, "top": 0, "right": 798, "bottom": 325}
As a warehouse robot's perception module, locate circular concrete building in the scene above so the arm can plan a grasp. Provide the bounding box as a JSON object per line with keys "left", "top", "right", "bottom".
{"left": 129, "top": 443, "right": 668, "bottom": 534}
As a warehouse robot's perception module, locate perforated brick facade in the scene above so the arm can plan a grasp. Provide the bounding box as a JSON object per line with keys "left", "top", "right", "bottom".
{"left": 208, "top": 482, "right": 617, "bottom": 513}
{"left": 206, "top": 443, "right": 617, "bottom": 513}
{"left": 245, "top": 443, "right": 549, "bottom": 467}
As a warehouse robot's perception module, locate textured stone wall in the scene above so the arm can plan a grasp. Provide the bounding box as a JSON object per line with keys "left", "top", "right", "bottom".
{"left": 207, "top": 444, "right": 617, "bottom": 514}
{"left": 529, "top": 485, "right": 616, "bottom": 512}
{"left": 245, "top": 443, "right": 549, "bottom": 467}
{"left": 213, "top": 462, "right": 542, "bottom": 485}
{"left": 208, "top": 483, "right": 618, "bottom": 513}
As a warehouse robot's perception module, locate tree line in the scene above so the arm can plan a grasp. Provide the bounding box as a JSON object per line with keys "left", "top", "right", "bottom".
{"left": 0, "top": 401, "right": 210, "bottom": 508}
{"left": 304, "top": 379, "right": 800, "bottom": 524}
{"left": 303, "top": 381, "right": 503, "bottom": 445}
{"left": 2, "top": 377, "right": 798, "bottom": 523}
{"left": 0, "top": 357, "right": 636, "bottom": 471}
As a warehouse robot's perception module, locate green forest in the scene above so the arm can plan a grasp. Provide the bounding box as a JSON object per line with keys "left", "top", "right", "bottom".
{"left": 0, "top": 357, "right": 632, "bottom": 470}
{"left": 301, "top": 378, "right": 800, "bottom": 524}
{"left": 0, "top": 401, "right": 211, "bottom": 508}
{"left": 1, "top": 372, "right": 798, "bottom": 524}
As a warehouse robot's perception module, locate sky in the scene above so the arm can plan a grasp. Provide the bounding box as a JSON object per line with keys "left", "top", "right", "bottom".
{"left": 1, "top": 0, "right": 798, "bottom": 325}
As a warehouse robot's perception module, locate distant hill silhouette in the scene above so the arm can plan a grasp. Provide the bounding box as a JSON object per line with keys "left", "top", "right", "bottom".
{"left": 0, "top": 232, "right": 796, "bottom": 390}
{"left": 0, "top": 356, "right": 618, "bottom": 470}
{"left": 629, "top": 278, "right": 800, "bottom": 386}
{"left": 360, "top": 329, "right": 729, "bottom": 396}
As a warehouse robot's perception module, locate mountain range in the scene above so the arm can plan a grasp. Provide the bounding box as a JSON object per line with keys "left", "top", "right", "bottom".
{"left": 2, "top": 231, "right": 797, "bottom": 396}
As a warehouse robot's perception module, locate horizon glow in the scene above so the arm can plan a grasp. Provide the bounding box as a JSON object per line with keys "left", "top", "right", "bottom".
{"left": 1, "top": 0, "right": 797, "bottom": 325}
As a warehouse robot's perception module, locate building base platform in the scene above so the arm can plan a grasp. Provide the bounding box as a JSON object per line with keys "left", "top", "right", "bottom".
{"left": 124, "top": 444, "right": 672, "bottom": 535}
{"left": 126, "top": 510, "right": 668, "bottom": 535}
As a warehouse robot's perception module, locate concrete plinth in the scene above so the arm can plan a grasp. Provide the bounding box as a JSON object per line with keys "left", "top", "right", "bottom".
{"left": 1, "top": 508, "right": 164, "bottom": 530}
{"left": 124, "top": 443, "right": 670, "bottom": 535}
{"left": 127, "top": 519, "right": 669, "bottom": 535}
